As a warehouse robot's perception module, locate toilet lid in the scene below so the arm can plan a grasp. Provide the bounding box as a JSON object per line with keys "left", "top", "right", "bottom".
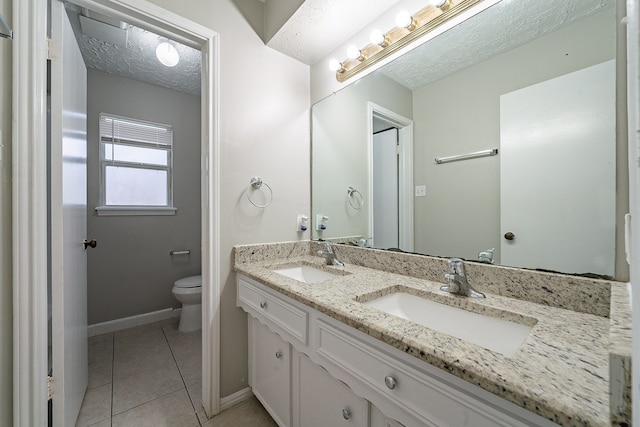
{"left": 174, "top": 275, "right": 202, "bottom": 288}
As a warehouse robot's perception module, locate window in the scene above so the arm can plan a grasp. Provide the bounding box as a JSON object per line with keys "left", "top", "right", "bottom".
{"left": 97, "top": 113, "right": 176, "bottom": 215}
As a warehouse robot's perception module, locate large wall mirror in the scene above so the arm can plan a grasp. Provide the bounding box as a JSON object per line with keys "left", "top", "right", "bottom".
{"left": 311, "top": 0, "right": 624, "bottom": 278}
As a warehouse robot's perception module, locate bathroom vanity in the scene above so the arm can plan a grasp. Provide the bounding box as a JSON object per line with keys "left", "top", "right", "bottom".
{"left": 235, "top": 241, "right": 631, "bottom": 427}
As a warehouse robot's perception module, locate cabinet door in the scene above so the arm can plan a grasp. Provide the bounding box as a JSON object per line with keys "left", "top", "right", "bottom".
{"left": 250, "top": 318, "right": 291, "bottom": 427}
{"left": 370, "top": 404, "right": 405, "bottom": 427}
{"left": 293, "top": 351, "right": 368, "bottom": 427}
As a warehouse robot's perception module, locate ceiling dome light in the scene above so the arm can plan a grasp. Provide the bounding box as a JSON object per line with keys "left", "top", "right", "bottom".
{"left": 329, "top": 59, "right": 344, "bottom": 72}
{"left": 395, "top": 10, "right": 414, "bottom": 29}
{"left": 428, "top": 0, "right": 448, "bottom": 7}
{"left": 346, "top": 45, "right": 362, "bottom": 61}
{"left": 156, "top": 41, "right": 179, "bottom": 67}
{"left": 369, "top": 29, "right": 388, "bottom": 46}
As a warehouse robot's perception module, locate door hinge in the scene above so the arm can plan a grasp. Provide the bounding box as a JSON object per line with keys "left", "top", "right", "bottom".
{"left": 47, "top": 375, "right": 54, "bottom": 400}
{"left": 396, "top": 144, "right": 401, "bottom": 155}
{"left": 47, "top": 38, "right": 60, "bottom": 61}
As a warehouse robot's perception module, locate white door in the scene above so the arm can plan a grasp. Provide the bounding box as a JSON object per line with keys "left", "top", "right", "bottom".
{"left": 373, "top": 128, "right": 399, "bottom": 249}
{"left": 50, "top": 0, "right": 89, "bottom": 425}
{"left": 500, "top": 60, "right": 616, "bottom": 276}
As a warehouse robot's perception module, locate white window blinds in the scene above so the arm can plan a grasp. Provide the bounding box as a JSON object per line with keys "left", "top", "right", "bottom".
{"left": 100, "top": 114, "right": 173, "bottom": 147}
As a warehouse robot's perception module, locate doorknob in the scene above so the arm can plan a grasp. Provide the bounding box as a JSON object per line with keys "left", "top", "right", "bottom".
{"left": 504, "top": 232, "right": 515, "bottom": 241}
{"left": 83, "top": 239, "right": 97, "bottom": 249}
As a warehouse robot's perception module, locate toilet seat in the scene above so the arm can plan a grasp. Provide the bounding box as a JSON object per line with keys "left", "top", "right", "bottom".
{"left": 174, "top": 275, "right": 201, "bottom": 288}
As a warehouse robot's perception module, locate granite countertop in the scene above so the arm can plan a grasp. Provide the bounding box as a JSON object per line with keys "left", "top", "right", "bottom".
{"left": 235, "top": 253, "right": 613, "bottom": 427}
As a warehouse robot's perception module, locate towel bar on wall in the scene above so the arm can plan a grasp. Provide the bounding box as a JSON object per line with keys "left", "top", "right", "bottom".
{"left": 435, "top": 148, "right": 498, "bottom": 165}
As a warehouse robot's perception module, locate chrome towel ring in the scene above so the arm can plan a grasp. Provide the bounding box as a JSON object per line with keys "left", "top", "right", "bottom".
{"left": 246, "top": 177, "right": 273, "bottom": 208}
{"left": 347, "top": 186, "right": 363, "bottom": 210}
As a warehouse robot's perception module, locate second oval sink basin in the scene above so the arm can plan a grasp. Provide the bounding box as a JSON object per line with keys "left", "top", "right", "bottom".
{"left": 273, "top": 265, "right": 341, "bottom": 284}
{"left": 364, "top": 292, "right": 533, "bottom": 357}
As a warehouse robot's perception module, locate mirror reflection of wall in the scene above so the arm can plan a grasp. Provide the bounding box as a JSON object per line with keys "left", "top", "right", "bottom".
{"left": 311, "top": 1, "right": 623, "bottom": 278}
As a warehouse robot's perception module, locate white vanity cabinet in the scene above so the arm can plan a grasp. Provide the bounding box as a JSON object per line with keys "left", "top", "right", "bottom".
{"left": 292, "top": 351, "right": 369, "bottom": 427}
{"left": 237, "top": 273, "right": 558, "bottom": 427}
{"left": 249, "top": 318, "right": 291, "bottom": 427}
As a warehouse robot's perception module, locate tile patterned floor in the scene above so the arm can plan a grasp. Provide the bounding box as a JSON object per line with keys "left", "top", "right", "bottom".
{"left": 76, "top": 319, "right": 276, "bottom": 427}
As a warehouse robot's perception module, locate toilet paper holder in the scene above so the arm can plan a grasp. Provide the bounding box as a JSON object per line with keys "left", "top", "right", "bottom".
{"left": 170, "top": 250, "right": 191, "bottom": 255}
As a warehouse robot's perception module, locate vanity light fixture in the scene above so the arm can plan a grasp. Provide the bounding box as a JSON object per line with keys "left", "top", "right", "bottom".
{"left": 428, "top": 0, "right": 450, "bottom": 7}
{"left": 329, "top": 59, "right": 345, "bottom": 72}
{"left": 346, "top": 45, "right": 365, "bottom": 61}
{"left": 370, "top": 29, "right": 390, "bottom": 47}
{"left": 395, "top": 10, "right": 416, "bottom": 30}
{"left": 329, "top": 0, "right": 486, "bottom": 83}
{"left": 156, "top": 40, "right": 180, "bottom": 67}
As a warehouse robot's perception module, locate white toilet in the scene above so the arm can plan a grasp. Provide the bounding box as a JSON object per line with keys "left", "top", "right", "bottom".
{"left": 172, "top": 275, "right": 202, "bottom": 332}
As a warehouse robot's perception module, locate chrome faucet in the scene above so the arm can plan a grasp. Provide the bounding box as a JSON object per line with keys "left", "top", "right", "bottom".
{"left": 317, "top": 242, "right": 344, "bottom": 266}
{"left": 440, "top": 258, "right": 485, "bottom": 298}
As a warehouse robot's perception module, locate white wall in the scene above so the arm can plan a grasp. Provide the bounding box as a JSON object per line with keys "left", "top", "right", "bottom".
{"left": 0, "top": 0, "right": 12, "bottom": 422}
{"left": 145, "top": 0, "right": 311, "bottom": 397}
{"left": 86, "top": 70, "right": 202, "bottom": 325}
{"left": 312, "top": 72, "right": 412, "bottom": 241}
{"left": 412, "top": 8, "right": 615, "bottom": 263}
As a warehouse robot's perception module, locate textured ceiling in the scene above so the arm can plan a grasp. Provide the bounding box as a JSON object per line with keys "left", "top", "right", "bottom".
{"left": 267, "top": 0, "right": 403, "bottom": 65}
{"left": 65, "top": 5, "right": 201, "bottom": 95}
{"left": 380, "top": 0, "right": 614, "bottom": 91}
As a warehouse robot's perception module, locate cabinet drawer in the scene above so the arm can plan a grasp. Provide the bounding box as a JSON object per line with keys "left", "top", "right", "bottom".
{"left": 238, "top": 276, "right": 307, "bottom": 345}
{"left": 315, "top": 320, "right": 530, "bottom": 427}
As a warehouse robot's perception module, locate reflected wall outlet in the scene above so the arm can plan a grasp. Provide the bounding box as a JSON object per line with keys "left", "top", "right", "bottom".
{"left": 415, "top": 185, "right": 426, "bottom": 197}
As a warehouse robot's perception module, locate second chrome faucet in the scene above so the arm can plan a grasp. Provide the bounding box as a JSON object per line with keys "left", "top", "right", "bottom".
{"left": 440, "top": 258, "right": 485, "bottom": 298}
{"left": 318, "top": 241, "right": 344, "bottom": 266}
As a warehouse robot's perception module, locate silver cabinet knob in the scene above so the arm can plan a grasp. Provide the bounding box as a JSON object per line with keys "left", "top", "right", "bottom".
{"left": 384, "top": 375, "right": 397, "bottom": 389}
{"left": 342, "top": 408, "right": 351, "bottom": 420}
{"left": 260, "top": 301, "right": 267, "bottom": 309}
{"left": 275, "top": 351, "right": 282, "bottom": 359}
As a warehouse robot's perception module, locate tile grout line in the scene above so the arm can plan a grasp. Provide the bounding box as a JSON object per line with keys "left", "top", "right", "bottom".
{"left": 161, "top": 321, "right": 203, "bottom": 427}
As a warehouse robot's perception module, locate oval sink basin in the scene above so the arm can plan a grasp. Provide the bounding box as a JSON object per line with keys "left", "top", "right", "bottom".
{"left": 364, "top": 292, "right": 533, "bottom": 356}
{"left": 273, "top": 265, "right": 341, "bottom": 284}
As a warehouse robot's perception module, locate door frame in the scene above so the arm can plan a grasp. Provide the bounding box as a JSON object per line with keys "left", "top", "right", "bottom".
{"left": 367, "top": 102, "right": 414, "bottom": 252}
{"left": 12, "top": 0, "right": 221, "bottom": 425}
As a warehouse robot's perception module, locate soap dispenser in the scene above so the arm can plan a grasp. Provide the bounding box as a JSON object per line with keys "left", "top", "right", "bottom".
{"left": 316, "top": 214, "right": 329, "bottom": 231}
{"left": 297, "top": 214, "right": 309, "bottom": 232}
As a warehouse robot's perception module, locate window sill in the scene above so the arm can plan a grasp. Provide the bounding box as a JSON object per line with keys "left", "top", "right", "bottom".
{"left": 95, "top": 206, "right": 177, "bottom": 216}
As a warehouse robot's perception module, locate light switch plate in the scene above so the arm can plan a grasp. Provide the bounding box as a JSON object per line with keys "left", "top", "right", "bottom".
{"left": 415, "top": 185, "right": 426, "bottom": 197}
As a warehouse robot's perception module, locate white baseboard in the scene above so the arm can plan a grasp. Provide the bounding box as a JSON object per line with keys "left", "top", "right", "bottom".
{"left": 88, "top": 307, "right": 182, "bottom": 337}
{"left": 220, "top": 387, "right": 254, "bottom": 411}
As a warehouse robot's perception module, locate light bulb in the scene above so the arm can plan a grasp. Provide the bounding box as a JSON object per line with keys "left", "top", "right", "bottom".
{"left": 329, "top": 59, "right": 343, "bottom": 72}
{"left": 155, "top": 41, "right": 180, "bottom": 67}
{"left": 428, "top": 0, "right": 448, "bottom": 7}
{"left": 370, "top": 29, "right": 386, "bottom": 46}
{"left": 395, "top": 10, "right": 413, "bottom": 29}
{"left": 346, "top": 45, "right": 362, "bottom": 60}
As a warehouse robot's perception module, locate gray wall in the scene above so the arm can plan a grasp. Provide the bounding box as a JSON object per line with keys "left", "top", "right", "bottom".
{"left": 412, "top": 8, "right": 616, "bottom": 264}
{"left": 312, "top": 72, "right": 413, "bottom": 241}
{"left": 86, "top": 70, "right": 201, "bottom": 324}
{"left": 0, "top": 0, "right": 12, "bottom": 423}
